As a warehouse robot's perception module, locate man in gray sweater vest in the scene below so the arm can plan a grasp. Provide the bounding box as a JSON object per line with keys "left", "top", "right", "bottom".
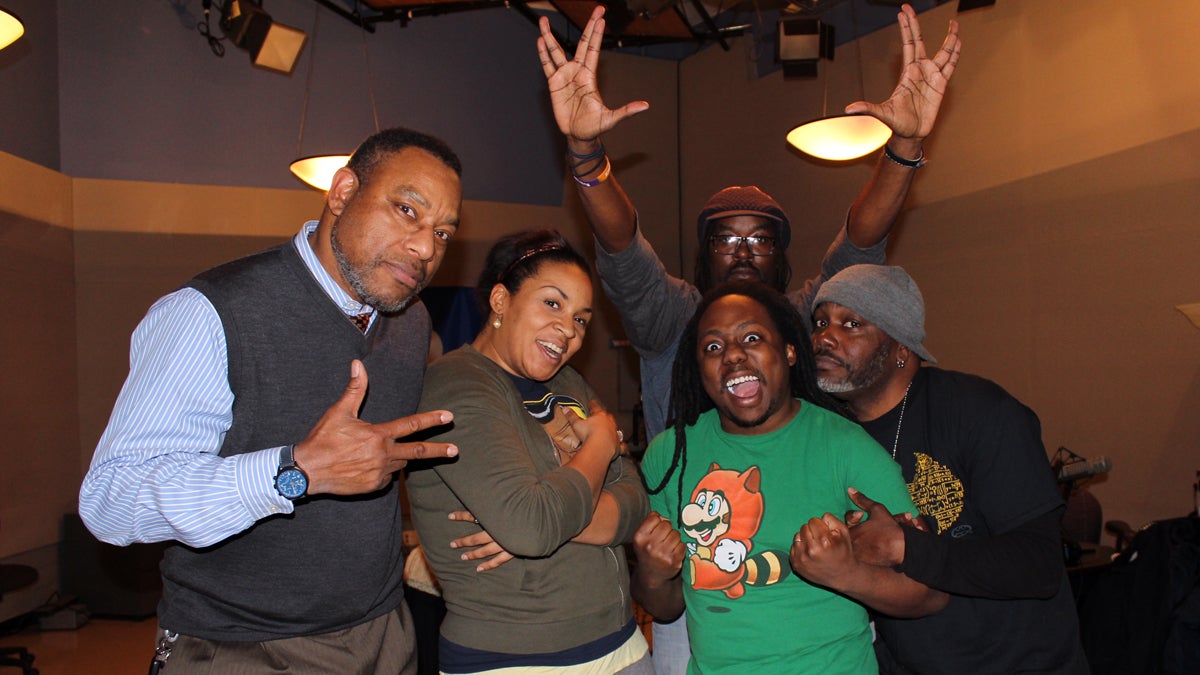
{"left": 79, "top": 128, "right": 463, "bottom": 674}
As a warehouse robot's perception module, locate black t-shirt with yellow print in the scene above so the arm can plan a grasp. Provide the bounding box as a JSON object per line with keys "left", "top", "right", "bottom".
{"left": 861, "top": 367, "right": 1088, "bottom": 675}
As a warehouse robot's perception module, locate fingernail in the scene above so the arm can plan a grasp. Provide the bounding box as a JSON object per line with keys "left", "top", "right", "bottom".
{"left": 476, "top": 565, "right": 485, "bottom": 573}
{"left": 441, "top": 411, "right": 453, "bottom": 423}
{"left": 848, "top": 487, "right": 859, "bottom": 495}
{"left": 460, "top": 553, "right": 468, "bottom": 561}
{"left": 449, "top": 542, "right": 458, "bottom": 548}
{"left": 446, "top": 445, "right": 459, "bottom": 456}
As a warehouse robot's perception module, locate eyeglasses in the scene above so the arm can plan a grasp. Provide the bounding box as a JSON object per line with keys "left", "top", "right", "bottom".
{"left": 709, "top": 234, "right": 776, "bottom": 256}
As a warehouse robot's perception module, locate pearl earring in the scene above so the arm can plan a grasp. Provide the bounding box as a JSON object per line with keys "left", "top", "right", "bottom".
{"left": 492, "top": 317, "right": 502, "bottom": 329}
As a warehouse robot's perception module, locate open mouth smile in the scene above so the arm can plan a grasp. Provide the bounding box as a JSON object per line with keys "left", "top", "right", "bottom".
{"left": 537, "top": 339, "right": 565, "bottom": 359}
{"left": 725, "top": 373, "right": 761, "bottom": 399}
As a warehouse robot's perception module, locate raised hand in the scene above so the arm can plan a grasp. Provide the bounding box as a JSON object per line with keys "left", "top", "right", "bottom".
{"left": 845, "top": 3, "right": 962, "bottom": 142}
{"left": 844, "top": 486, "right": 909, "bottom": 567}
{"left": 449, "top": 510, "right": 515, "bottom": 572}
{"left": 537, "top": 6, "right": 649, "bottom": 143}
{"left": 294, "top": 359, "right": 457, "bottom": 495}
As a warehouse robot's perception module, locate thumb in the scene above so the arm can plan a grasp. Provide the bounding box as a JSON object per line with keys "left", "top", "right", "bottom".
{"left": 612, "top": 100, "right": 650, "bottom": 123}
{"left": 843, "top": 101, "right": 882, "bottom": 119}
{"left": 334, "top": 359, "right": 368, "bottom": 418}
{"left": 844, "top": 510, "right": 866, "bottom": 527}
{"left": 822, "top": 511, "right": 851, "bottom": 534}
{"left": 847, "top": 486, "right": 881, "bottom": 513}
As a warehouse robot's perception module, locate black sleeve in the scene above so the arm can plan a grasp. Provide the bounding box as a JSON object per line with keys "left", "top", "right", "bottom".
{"left": 898, "top": 506, "right": 1065, "bottom": 599}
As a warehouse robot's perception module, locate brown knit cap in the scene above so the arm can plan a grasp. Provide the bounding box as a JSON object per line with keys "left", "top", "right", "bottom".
{"left": 696, "top": 186, "right": 791, "bottom": 248}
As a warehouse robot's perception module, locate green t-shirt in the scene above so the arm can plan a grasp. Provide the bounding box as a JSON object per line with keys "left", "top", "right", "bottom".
{"left": 642, "top": 401, "right": 916, "bottom": 675}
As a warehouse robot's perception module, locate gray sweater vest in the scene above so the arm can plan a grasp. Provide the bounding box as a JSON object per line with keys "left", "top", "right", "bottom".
{"left": 158, "top": 239, "right": 429, "bottom": 641}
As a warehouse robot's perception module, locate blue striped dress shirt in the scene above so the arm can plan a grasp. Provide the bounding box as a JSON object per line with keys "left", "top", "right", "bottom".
{"left": 78, "top": 222, "right": 375, "bottom": 548}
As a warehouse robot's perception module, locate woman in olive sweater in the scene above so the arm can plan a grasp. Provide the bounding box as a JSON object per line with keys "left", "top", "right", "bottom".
{"left": 407, "top": 230, "right": 651, "bottom": 674}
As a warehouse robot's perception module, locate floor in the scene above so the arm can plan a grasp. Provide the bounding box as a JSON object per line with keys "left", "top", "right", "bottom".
{"left": 0, "top": 615, "right": 157, "bottom": 674}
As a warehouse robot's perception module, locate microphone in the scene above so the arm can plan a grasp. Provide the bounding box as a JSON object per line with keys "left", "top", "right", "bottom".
{"left": 1057, "top": 456, "right": 1112, "bottom": 481}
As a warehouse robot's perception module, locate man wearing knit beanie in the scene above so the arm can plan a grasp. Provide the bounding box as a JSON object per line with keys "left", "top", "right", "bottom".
{"left": 811, "top": 264, "right": 1088, "bottom": 674}
{"left": 539, "top": 5, "right": 962, "bottom": 672}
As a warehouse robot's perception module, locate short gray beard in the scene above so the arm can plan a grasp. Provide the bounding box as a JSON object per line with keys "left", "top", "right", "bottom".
{"left": 331, "top": 222, "right": 416, "bottom": 313}
{"left": 817, "top": 377, "right": 856, "bottom": 394}
{"left": 817, "top": 340, "right": 891, "bottom": 396}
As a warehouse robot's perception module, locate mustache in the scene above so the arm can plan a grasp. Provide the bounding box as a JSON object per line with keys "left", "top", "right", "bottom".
{"left": 724, "top": 261, "right": 763, "bottom": 278}
{"left": 813, "top": 348, "right": 848, "bottom": 369}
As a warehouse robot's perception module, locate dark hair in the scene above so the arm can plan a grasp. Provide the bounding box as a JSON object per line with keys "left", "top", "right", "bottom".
{"left": 693, "top": 221, "right": 793, "bottom": 294}
{"left": 475, "top": 230, "right": 590, "bottom": 313}
{"left": 644, "top": 280, "right": 846, "bottom": 513}
{"left": 347, "top": 127, "right": 463, "bottom": 186}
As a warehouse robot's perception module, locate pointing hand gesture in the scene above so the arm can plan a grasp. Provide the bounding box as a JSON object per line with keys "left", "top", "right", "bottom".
{"left": 294, "top": 360, "right": 457, "bottom": 495}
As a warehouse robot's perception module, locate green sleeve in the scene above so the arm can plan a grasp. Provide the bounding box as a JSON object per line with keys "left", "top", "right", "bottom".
{"left": 843, "top": 429, "right": 917, "bottom": 517}
{"left": 641, "top": 428, "right": 678, "bottom": 517}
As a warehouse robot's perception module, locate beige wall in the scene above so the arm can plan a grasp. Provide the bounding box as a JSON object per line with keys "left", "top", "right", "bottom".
{"left": 678, "top": 0, "right": 1200, "bottom": 530}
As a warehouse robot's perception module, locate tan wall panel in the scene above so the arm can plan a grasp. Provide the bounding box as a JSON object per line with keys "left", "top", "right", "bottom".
{"left": 0, "top": 151, "right": 72, "bottom": 228}
{"left": 0, "top": 215, "right": 78, "bottom": 557}
{"left": 71, "top": 179, "right": 325, "bottom": 237}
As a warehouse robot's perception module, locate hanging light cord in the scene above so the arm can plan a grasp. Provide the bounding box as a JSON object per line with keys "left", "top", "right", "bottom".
{"left": 356, "top": 1, "right": 381, "bottom": 133}
{"left": 296, "top": 4, "right": 321, "bottom": 157}
{"left": 851, "top": 0, "right": 867, "bottom": 105}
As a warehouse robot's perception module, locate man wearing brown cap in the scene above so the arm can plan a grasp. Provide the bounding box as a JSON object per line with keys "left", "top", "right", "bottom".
{"left": 811, "top": 264, "right": 1088, "bottom": 674}
{"left": 538, "top": 6, "right": 961, "bottom": 671}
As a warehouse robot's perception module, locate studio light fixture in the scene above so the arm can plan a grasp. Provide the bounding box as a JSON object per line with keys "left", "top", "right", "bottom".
{"left": 0, "top": 6, "right": 25, "bottom": 51}
{"left": 783, "top": 8, "right": 890, "bottom": 162}
{"left": 289, "top": 6, "right": 380, "bottom": 191}
{"left": 222, "top": 0, "right": 308, "bottom": 75}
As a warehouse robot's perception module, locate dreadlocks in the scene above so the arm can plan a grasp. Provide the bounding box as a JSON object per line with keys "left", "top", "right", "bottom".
{"left": 642, "top": 281, "right": 847, "bottom": 522}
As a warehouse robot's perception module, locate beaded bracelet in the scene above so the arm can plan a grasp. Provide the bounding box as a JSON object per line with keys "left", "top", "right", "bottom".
{"left": 884, "top": 144, "right": 927, "bottom": 169}
{"left": 572, "top": 157, "right": 611, "bottom": 188}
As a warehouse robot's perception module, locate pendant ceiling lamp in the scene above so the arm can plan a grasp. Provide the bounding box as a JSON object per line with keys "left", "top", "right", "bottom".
{"left": 289, "top": 7, "right": 380, "bottom": 191}
{"left": 786, "top": 4, "right": 890, "bottom": 162}
{"left": 786, "top": 114, "right": 890, "bottom": 161}
{"left": 0, "top": 7, "right": 25, "bottom": 51}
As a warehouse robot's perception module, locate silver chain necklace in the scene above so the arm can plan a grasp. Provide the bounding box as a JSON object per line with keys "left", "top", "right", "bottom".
{"left": 891, "top": 381, "right": 913, "bottom": 460}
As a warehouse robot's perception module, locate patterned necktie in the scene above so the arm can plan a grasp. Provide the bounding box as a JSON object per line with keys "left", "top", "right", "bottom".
{"left": 351, "top": 312, "right": 372, "bottom": 333}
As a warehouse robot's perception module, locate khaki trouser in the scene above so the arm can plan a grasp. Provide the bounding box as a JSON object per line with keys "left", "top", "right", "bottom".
{"left": 161, "top": 603, "right": 417, "bottom": 675}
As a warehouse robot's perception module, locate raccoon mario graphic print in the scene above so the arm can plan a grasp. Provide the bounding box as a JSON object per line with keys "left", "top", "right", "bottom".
{"left": 682, "top": 464, "right": 789, "bottom": 600}
{"left": 642, "top": 403, "right": 917, "bottom": 674}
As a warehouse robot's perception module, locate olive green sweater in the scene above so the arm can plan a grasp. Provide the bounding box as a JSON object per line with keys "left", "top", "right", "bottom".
{"left": 407, "top": 345, "right": 648, "bottom": 655}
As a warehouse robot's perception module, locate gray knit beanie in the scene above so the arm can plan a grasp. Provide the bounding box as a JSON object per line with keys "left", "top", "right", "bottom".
{"left": 696, "top": 186, "right": 791, "bottom": 248}
{"left": 813, "top": 264, "right": 937, "bottom": 363}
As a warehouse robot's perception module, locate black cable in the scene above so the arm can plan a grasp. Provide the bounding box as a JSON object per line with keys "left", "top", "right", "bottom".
{"left": 198, "top": 0, "right": 227, "bottom": 58}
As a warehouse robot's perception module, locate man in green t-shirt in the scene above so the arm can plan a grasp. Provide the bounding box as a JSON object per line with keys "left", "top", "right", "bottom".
{"left": 632, "top": 281, "right": 946, "bottom": 674}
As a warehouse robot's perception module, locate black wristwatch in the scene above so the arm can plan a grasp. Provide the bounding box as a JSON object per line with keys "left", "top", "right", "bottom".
{"left": 274, "top": 444, "right": 309, "bottom": 501}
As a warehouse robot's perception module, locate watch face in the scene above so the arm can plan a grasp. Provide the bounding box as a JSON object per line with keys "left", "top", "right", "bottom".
{"left": 276, "top": 468, "right": 308, "bottom": 500}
